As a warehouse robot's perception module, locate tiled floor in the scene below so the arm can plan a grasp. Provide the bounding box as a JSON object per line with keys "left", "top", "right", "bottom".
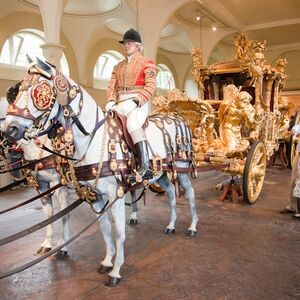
{"left": 0, "top": 167, "right": 299, "bottom": 300}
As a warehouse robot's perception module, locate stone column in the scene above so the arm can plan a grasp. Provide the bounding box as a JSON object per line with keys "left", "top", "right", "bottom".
{"left": 40, "top": 42, "right": 65, "bottom": 68}
{"left": 38, "top": 0, "right": 67, "bottom": 67}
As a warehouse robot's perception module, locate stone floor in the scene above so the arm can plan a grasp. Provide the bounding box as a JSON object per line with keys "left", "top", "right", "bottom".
{"left": 0, "top": 167, "right": 299, "bottom": 300}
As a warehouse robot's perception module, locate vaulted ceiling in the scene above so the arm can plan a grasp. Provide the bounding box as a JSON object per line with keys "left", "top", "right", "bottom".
{"left": 1, "top": 0, "right": 299, "bottom": 90}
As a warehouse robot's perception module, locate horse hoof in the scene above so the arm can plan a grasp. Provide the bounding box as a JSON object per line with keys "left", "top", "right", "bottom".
{"left": 36, "top": 247, "right": 51, "bottom": 254}
{"left": 186, "top": 230, "right": 197, "bottom": 237}
{"left": 128, "top": 219, "right": 138, "bottom": 225}
{"left": 54, "top": 250, "right": 68, "bottom": 259}
{"left": 97, "top": 264, "right": 113, "bottom": 274}
{"left": 105, "top": 276, "right": 121, "bottom": 287}
{"left": 164, "top": 228, "right": 175, "bottom": 235}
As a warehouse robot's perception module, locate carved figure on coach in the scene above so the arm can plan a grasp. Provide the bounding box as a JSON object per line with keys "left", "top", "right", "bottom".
{"left": 105, "top": 28, "right": 156, "bottom": 182}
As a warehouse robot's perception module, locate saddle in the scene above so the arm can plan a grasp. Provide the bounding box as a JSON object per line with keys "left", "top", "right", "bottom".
{"left": 107, "top": 111, "right": 196, "bottom": 175}
{"left": 111, "top": 112, "right": 136, "bottom": 154}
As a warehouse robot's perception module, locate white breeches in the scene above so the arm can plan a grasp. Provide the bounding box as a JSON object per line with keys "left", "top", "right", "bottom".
{"left": 115, "top": 94, "right": 149, "bottom": 144}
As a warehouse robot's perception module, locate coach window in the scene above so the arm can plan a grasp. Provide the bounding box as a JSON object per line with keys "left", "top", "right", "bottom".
{"left": 156, "top": 64, "right": 175, "bottom": 90}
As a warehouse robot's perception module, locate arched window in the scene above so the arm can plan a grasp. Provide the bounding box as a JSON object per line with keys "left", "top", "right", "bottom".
{"left": 93, "top": 50, "right": 124, "bottom": 89}
{"left": 0, "top": 29, "right": 69, "bottom": 76}
{"left": 156, "top": 64, "right": 175, "bottom": 90}
{"left": 93, "top": 50, "right": 124, "bottom": 80}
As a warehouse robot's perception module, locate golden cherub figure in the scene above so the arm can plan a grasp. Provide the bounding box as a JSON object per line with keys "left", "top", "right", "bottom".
{"left": 234, "top": 33, "right": 251, "bottom": 61}
{"left": 247, "top": 40, "right": 267, "bottom": 105}
{"left": 209, "top": 85, "right": 255, "bottom": 156}
{"left": 192, "top": 101, "right": 216, "bottom": 153}
{"left": 277, "top": 96, "right": 294, "bottom": 140}
{"left": 276, "top": 58, "right": 288, "bottom": 73}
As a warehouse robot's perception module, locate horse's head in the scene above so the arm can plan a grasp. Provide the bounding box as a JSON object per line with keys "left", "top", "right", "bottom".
{"left": 5, "top": 55, "right": 76, "bottom": 143}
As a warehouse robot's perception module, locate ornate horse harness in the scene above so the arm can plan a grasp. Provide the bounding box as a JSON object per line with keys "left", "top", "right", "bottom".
{"left": 5, "top": 65, "right": 197, "bottom": 211}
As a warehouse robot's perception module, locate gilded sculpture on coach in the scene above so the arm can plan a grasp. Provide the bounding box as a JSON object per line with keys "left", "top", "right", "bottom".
{"left": 105, "top": 28, "right": 156, "bottom": 182}
{"left": 209, "top": 85, "right": 255, "bottom": 156}
{"left": 234, "top": 32, "right": 251, "bottom": 61}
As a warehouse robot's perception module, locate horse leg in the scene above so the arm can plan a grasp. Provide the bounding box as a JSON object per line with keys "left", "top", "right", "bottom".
{"left": 158, "top": 173, "right": 177, "bottom": 234}
{"left": 177, "top": 173, "right": 199, "bottom": 236}
{"left": 105, "top": 197, "right": 126, "bottom": 287}
{"left": 97, "top": 210, "right": 116, "bottom": 274}
{"left": 37, "top": 179, "right": 53, "bottom": 254}
{"left": 128, "top": 190, "right": 138, "bottom": 225}
{"left": 92, "top": 196, "right": 116, "bottom": 274}
{"left": 54, "top": 185, "right": 69, "bottom": 259}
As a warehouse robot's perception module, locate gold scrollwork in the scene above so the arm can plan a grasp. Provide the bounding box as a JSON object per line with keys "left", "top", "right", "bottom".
{"left": 151, "top": 155, "right": 163, "bottom": 175}
{"left": 121, "top": 140, "right": 128, "bottom": 153}
{"left": 110, "top": 159, "right": 118, "bottom": 171}
{"left": 156, "top": 120, "right": 164, "bottom": 129}
{"left": 76, "top": 184, "right": 97, "bottom": 203}
{"left": 92, "top": 167, "right": 98, "bottom": 177}
{"left": 117, "top": 186, "right": 124, "bottom": 198}
{"left": 108, "top": 140, "right": 116, "bottom": 153}
{"left": 26, "top": 175, "right": 39, "bottom": 190}
{"left": 110, "top": 119, "right": 117, "bottom": 127}
{"left": 65, "top": 170, "right": 76, "bottom": 184}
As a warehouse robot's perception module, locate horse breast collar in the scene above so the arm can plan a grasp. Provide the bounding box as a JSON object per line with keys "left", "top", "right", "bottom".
{"left": 52, "top": 112, "right": 131, "bottom": 207}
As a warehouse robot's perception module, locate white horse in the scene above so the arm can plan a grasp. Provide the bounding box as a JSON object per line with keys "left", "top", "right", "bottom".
{"left": 3, "top": 58, "right": 198, "bottom": 286}
{"left": 0, "top": 96, "right": 70, "bottom": 258}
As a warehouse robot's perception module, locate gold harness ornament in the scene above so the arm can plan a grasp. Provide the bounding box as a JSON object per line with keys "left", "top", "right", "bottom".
{"left": 151, "top": 155, "right": 163, "bottom": 176}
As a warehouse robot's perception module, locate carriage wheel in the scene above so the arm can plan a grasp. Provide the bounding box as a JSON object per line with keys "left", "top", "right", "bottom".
{"left": 243, "top": 141, "right": 267, "bottom": 204}
{"left": 148, "top": 182, "right": 165, "bottom": 194}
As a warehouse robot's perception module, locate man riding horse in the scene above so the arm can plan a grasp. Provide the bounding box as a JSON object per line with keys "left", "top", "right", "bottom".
{"left": 105, "top": 28, "right": 156, "bottom": 182}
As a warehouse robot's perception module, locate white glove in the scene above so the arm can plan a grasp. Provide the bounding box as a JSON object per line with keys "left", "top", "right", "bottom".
{"left": 105, "top": 100, "right": 115, "bottom": 112}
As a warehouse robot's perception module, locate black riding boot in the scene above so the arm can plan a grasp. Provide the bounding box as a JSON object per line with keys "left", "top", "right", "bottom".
{"left": 128, "top": 141, "right": 152, "bottom": 183}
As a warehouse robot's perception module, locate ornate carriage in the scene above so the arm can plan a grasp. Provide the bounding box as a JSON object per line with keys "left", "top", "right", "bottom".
{"left": 153, "top": 33, "right": 290, "bottom": 203}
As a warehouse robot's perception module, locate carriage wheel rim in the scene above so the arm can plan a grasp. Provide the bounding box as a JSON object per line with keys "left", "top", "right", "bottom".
{"left": 244, "top": 142, "right": 267, "bottom": 203}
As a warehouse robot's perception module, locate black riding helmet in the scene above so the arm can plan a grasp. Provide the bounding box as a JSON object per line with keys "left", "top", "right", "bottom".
{"left": 119, "top": 28, "right": 142, "bottom": 44}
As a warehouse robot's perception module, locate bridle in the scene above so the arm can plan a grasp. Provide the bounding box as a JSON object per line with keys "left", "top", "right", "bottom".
{"left": 6, "top": 64, "right": 110, "bottom": 163}
{"left": 6, "top": 71, "right": 59, "bottom": 138}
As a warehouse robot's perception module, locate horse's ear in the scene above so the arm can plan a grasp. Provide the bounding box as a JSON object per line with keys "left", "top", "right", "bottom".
{"left": 46, "top": 60, "right": 57, "bottom": 69}
{"left": 36, "top": 57, "right": 55, "bottom": 78}
{"left": 26, "top": 54, "right": 34, "bottom": 64}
